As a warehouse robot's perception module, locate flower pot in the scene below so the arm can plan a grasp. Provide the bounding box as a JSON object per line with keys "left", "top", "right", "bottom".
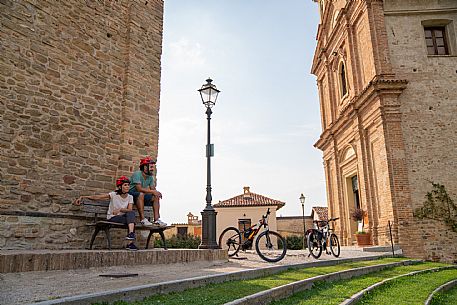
{"left": 355, "top": 232, "right": 372, "bottom": 246}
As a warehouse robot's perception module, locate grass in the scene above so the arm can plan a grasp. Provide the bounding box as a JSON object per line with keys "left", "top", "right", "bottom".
{"left": 430, "top": 283, "right": 457, "bottom": 305}
{"left": 358, "top": 268, "right": 457, "bottom": 305}
{"left": 98, "top": 257, "right": 410, "bottom": 305}
{"left": 272, "top": 262, "right": 452, "bottom": 305}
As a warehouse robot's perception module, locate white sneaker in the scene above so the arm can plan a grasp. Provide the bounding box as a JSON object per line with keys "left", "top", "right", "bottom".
{"left": 153, "top": 219, "right": 167, "bottom": 227}
{"left": 140, "top": 218, "right": 153, "bottom": 226}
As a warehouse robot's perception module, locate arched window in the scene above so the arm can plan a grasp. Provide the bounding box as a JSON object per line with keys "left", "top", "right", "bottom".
{"left": 339, "top": 61, "right": 348, "bottom": 98}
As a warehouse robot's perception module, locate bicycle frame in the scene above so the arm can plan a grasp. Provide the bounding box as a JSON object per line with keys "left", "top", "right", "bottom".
{"left": 307, "top": 218, "right": 339, "bottom": 256}
{"left": 219, "top": 208, "right": 287, "bottom": 262}
{"left": 240, "top": 208, "right": 270, "bottom": 248}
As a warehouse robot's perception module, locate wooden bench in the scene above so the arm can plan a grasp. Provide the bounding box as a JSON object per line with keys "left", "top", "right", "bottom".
{"left": 81, "top": 198, "right": 173, "bottom": 250}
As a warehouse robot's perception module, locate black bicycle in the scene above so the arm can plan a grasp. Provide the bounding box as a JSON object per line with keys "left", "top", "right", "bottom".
{"left": 306, "top": 217, "right": 340, "bottom": 259}
{"left": 218, "top": 208, "right": 287, "bottom": 263}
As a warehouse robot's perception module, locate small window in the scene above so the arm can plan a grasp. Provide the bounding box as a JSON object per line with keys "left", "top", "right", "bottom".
{"left": 177, "top": 227, "right": 188, "bottom": 236}
{"left": 424, "top": 27, "right": 449, "bottom": 55}
{"left": 339, "top": 62, "right": 348, "bottom": 98}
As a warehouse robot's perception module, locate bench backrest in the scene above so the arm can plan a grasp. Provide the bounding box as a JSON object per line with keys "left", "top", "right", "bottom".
{"left": 81, "top": 198, "right": 152, "bottom": 222}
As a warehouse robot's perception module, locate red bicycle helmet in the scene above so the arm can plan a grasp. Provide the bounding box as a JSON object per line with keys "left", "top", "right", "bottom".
{"left": 116, "top": 176, "right": 130, "bottom": 187}
{"left": 139, "top": 156, "right": 155, "bottom": 167}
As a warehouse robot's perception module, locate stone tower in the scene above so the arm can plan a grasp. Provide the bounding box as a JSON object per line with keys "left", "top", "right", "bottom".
{"left": 311, "top": 0, "right": 457, "bottom": 262}
{"left": 0, "top": 0, "right": 164, "bottom": 249}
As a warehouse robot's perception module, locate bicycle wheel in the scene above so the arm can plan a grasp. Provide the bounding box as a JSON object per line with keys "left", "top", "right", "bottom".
{"left": 218, "top": 227, "right": 241, "bottom": 257}
{"left": 307, "top": 231, "right": 322, "bottom": 259}
{"left": 329, "top": 233, "right": 340, "bottom": 257}
{"left": 255, "top": 230, "right": 287, "bottom": 263}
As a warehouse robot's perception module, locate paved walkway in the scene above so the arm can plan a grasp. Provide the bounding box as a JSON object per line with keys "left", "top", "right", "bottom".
{"left": 1, "top": 247, "right": 395, "bottom": 304}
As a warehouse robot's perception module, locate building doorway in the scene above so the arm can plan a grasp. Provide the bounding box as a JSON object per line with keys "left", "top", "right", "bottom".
{"left": 345, "top": 174, "right": 361, "bottom": 244}
{"left": 352, "top": 175, "right": 360, "bottom": 210}
{"left": 238, "top": 219, "right": 251, "bottom": 248}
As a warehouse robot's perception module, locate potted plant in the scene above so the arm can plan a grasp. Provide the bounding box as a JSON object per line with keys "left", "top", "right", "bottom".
{"left": 351, "top": 208, "right": 371, "bottom": 246}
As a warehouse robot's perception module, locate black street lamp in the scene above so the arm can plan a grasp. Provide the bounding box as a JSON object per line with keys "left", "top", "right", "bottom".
{"left": 300, "top": 193, "right": 306, "bottom": 249}
{"left": 198, "top": 78, "right": 220, "bottom": 249}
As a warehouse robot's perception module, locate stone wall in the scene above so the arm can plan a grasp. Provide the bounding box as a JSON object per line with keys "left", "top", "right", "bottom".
{"left": 276, "top": 216, "right": 314, "bottom": 238}
{"left": 0, "top": 0, "right": 164, "bottom": 249}
{"left": 384, "top": 0, "right": 457, "bottom": 262}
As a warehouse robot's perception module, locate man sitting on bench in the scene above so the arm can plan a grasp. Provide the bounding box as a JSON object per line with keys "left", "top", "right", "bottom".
{"left": 129, "top": 156, "right": 167, "bottom": 227}
{"left": 75, "top": 176, "right": 139, "bottom": 251}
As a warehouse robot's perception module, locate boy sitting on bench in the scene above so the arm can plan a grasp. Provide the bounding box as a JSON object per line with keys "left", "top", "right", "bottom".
{"left": 75, "top": 176, "right": 139, "bottom": 251}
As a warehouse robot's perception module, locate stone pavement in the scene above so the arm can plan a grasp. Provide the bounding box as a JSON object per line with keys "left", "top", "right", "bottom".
{"left": 0, "top": 247, "right": 397, "bottom": 304}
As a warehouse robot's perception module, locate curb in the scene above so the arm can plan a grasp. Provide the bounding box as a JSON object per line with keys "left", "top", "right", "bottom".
{"left": 225, "top": 260, "right": 421, "bottom": 305}
{"left": 341, "top": 265, "right": 457, "bottom": 305}
{"left": 424, "top": 278, "right": 457, "bottom": 305}
{"left": 30, "top": 254, "right": 393, "bottom": 304}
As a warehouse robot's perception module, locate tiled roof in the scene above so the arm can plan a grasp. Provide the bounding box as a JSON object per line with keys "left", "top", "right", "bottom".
{"left": 312, "top": 206, "right": 328, "bottom": 220}
{"left": 214, "top": 186, "right": 285, "bottom": 210}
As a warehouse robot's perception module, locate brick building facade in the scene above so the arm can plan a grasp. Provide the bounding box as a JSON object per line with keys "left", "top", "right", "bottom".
{"left": 0, "top": 0, "right": 164, "bottom": 249}
{"left": 311, "top": 0, "right": 457, "bottom": 262}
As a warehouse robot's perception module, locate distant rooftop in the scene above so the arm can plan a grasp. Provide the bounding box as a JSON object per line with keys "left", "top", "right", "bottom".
{"left": 311, "top": 206, "right": 328, "bottom": 220}
{"left": 214, "top": 186, "right": 285, "bottom": 210}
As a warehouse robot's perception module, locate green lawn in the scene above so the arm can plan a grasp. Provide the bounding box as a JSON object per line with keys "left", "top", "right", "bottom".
{"left": 358, "top": 268, "right": 457, "bottom": 305}
{"left": 101, "top": 257, "right": 412, "bottom": 305}
{"left": 430, "top": 283, "right": 457, "bottom": 305}
{"left": 272, "top": 263, "right": 452, "bottom": 305}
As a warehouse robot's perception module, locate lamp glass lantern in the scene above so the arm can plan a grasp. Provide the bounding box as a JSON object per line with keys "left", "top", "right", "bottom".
{"left": 198, "top": 78, "right": 220, "bottom": 108}
{"left": 299, "top": 193, "right": 306, "bottom": 205}
{"left": 300, "top": 193, "right": 306, "bottom": 249}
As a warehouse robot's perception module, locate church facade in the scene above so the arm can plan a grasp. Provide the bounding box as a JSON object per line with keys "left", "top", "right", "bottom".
{"left": 311, "top": 0, "right": 457, "bottom": 262}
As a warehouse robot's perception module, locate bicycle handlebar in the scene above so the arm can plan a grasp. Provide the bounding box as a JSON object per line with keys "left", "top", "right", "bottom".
{"left": 313, "top": 217, "right": 339, "bottom": 223}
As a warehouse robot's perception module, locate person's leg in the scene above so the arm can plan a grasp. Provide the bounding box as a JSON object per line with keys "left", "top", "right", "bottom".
{"left": 151, "top": 197, "right": 167, "bottom": 226}
{"left": 109, "top": 214, "right": 128, "bottom": 226}
{"left": 130, "top": 190, "right": 154, "bottom": 225}
{"left": 136, "top": 193, "right": 146, "bottom": 220}
{"left": 125, "top": 211, "right": 135, "bottom": 233}
{"left": 152, "top": 195, "right": 160, "bottom": 221}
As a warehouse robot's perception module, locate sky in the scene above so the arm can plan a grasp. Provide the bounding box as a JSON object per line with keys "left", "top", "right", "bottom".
{"left": 157, "top": 1, "right": 325, "bottom": 224}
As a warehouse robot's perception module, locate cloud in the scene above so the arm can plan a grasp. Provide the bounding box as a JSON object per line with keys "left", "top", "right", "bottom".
{"left": 166, "top": 38, "right": 206, "bottom": 69}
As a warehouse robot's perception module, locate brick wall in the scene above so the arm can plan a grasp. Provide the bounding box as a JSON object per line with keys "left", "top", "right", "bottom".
{"left": 384, "top": 0, "right": 457, "bottom": 262}
{"left": 0, "top": 0, "right": 163, "bottom": 249}
{"left": 312, "top": 0, "right": 456, "bottom": 262}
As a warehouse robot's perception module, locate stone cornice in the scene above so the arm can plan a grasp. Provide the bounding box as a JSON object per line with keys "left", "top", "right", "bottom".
{"left": 314, "top": 76, "right": 408, "bottom": 150}
{"left": 384, "top": 7, "right": 457, "bottom": 16}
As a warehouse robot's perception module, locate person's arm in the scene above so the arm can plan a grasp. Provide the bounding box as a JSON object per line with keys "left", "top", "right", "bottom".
{"left": 134, "top": 184, "right": 161, "bottom": 197}
{"left": 74, "top": 193, "right": 110, "bottom": 205}
{"left": 148, "top": 186, "right": 162, "bottom": 198}
{"left": 113, "top": 203, "right": 133, "bottom": 215}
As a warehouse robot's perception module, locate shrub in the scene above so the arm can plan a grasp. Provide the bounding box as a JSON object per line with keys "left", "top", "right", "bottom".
{"left": 285, "top": 235, "right": 306, "bottom": 250}
{"left": 154, "top": 234, "right": 201, "bottom": 249}
{"left": 351, "top": 208, "right": 364, "bottom": 222}
{"left": 414, "top": 181, "right": 457, "bottom": 233}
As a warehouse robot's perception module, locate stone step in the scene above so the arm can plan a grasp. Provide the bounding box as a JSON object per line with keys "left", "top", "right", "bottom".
{"left": 32, "top": 255, "right": 409, "bottom": 305}
{"left": 362, "top": 245, "right": 401, "bottom": 252}
{"left": 0, "top": 249, "right": 227, "bottom": 273}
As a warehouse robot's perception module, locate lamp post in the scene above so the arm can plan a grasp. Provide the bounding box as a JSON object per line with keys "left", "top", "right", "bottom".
{"left": 300, "top": 193, "right": 306, "bottom": 249}
{"left": 198, "top": 78, "right": 220, "bottom": 249}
